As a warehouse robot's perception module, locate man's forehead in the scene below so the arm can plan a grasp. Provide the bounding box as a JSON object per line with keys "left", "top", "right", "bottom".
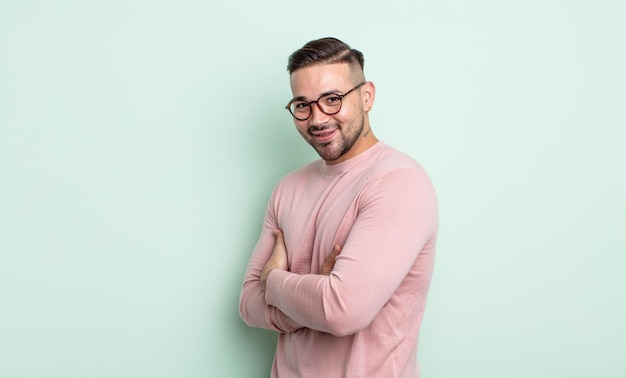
{"left": 289, "top": 63, "right": 352, "bottom": 96}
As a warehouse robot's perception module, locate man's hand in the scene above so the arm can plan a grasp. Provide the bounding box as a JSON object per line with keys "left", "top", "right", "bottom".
{"left": 321, "top": 244, "right": 342, "bottom": 276}
{"left": 260, "top": 230, "right": 288, "bottom": 291}
{"left": 261, "top": 230, "right": 343, "bottom": 290}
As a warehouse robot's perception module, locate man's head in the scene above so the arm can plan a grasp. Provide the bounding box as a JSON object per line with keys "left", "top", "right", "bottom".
{"left": 286, "top": 37, "right": 377, "bottom": 165}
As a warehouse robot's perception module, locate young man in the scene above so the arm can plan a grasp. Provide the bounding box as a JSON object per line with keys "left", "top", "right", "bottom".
{"left": 239, "top": 37, "right": 438, "bottom": 377}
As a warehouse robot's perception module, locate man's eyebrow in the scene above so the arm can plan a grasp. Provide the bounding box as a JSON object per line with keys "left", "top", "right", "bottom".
{"left": 291, "top": 89, "right": 342, "bottom": 102}
{"left": 320, "top": 89, "right": 342, "bottom": 97}
{"left": 290, "top": 95, "right": 307, "bottom": 102}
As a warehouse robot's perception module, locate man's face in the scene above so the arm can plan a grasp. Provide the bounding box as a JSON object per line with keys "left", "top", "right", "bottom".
{"left": 289, "top": 63, "right": 370, "bottom": 165}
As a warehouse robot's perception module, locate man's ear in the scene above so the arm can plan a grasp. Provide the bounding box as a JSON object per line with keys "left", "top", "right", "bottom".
{"left": 362, "top": 81, "right": 376, "bottom": 112}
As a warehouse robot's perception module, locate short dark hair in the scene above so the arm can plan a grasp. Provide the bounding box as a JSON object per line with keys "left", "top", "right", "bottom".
{"left": 287, "top": 37, "right": 365, "bottom": 75}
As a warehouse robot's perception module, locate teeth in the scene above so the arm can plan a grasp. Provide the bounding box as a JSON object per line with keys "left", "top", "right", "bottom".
{"left": 313, "top": 130, "right": 335, "bottom": 136}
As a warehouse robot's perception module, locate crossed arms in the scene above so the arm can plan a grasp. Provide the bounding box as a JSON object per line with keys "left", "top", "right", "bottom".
{"left": 260, "top": 229, "right": 341, "bottom": 291}
{"left": 239, "top": 169, "right": 438, "bottom": 336}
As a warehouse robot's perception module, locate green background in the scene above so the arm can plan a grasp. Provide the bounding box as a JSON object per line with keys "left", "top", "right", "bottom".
{"left": 1, "top": 1, "right": 624, "bottom": 377}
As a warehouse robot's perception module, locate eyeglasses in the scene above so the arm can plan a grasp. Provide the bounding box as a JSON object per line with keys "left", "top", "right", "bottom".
{"left": 285, "top": 82, "right": 366, "bottom": 121}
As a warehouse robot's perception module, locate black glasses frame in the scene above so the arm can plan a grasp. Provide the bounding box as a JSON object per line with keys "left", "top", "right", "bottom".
{"left": 285, "top": 82, "right": 366, "bottom": 121}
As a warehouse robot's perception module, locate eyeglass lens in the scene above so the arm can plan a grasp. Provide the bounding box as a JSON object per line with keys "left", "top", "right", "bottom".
{"left": 288, "top": 94, "right": 343, "bottom": 120}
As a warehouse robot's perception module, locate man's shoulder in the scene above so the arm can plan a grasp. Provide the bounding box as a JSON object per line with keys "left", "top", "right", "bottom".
{"left": 370, "top": 144, "right": 427, "bottom": 177}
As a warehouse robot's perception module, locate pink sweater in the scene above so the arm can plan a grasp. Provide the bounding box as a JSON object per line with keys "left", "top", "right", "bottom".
{"left": 239, "top": 142, "right": 438, "bottom": 377}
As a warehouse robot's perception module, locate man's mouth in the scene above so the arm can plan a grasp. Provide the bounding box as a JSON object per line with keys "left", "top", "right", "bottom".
{"left": 310, "top": 128, "right": 338, "bottom": 143}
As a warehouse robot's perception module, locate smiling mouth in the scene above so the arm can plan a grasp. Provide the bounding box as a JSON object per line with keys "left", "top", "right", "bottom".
{"left": 311, "top": 129, "right": 337, "bottom": 143}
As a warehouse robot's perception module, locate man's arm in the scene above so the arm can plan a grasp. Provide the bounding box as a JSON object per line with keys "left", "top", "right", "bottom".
{"left": 239, "top": 216, "right": 303, "bottom": 333}
{"left": 239, "top": 209, "right": 341, "bottom": 333}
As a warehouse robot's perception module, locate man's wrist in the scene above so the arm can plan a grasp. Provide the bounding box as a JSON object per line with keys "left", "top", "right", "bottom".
{"left": 260, "top": 265, "right": 274, "bottom": 291}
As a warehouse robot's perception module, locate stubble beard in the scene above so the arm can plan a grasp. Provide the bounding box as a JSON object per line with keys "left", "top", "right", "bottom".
{"left": 307, "top": 114, "right": 365, "bottom": 162}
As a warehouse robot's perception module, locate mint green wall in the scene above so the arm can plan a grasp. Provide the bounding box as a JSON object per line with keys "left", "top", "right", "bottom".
{"left": 1, "top": 1, "right": 624, "bottom": 377}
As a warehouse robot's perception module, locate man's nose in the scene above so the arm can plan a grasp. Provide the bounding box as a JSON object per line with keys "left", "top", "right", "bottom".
{"left": 309, "top": 102, "right": 329, "bottom": 124}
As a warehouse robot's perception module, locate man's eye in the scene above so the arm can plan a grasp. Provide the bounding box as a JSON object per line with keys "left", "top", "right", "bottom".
{"left": 325, "top": 95, "right": 340, "bottom": 104}
{"left": 294, "top": 102, "right": 309, "bottom": 109}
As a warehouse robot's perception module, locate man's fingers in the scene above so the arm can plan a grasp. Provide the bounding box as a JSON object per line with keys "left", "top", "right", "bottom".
{"left": 273, "top": 229, "right": 284, "bottom": 240}
{"left": 328, "top": 244, "right": 342, "bottom": 263}
{"left": 321, "top": 244, "right": 342, "bottom": 275}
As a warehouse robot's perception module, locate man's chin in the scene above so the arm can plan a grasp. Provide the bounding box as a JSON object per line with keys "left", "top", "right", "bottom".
{"left": 315, "top": 146, "right": 344, "bottom": 162}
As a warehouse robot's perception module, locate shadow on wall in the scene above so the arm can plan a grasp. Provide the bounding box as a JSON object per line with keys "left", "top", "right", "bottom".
{"left": 226, "top": 108, "right": 315, "bottom": 374}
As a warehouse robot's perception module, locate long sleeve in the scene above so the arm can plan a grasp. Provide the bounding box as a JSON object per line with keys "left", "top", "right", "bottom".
{"left": 238, "top": 199, "right": 306, "bottom": 333}
{"left": 264, "top": 168, "right": 438, "bottom": 336}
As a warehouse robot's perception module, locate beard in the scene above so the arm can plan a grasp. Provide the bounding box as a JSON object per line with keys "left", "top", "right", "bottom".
{"left": 303, "top": 113, "right": 366, "bottom": 162}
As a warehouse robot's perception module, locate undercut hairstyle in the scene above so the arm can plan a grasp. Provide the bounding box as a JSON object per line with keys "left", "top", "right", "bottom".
{"left": 287, "top": 37, "right": 365, "bottom": 76}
